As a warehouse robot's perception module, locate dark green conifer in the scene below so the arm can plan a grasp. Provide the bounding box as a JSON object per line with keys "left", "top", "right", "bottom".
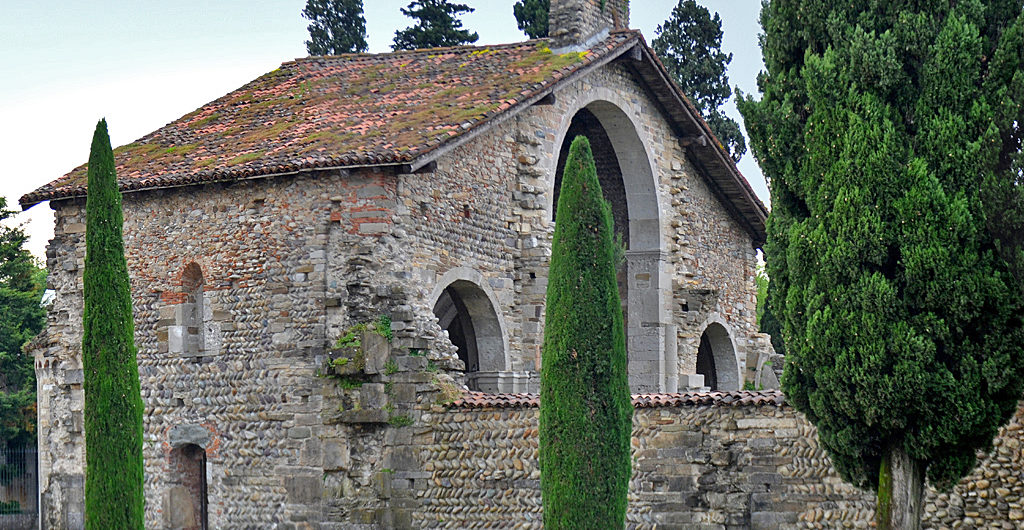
{"left": 540, "top": 136, "right": 631, "bottom": 528}
{"left": 0, "top": 197, "right": 46, "bottom": 450}
{"left": 303, "top": 0, "right": 369, "bottom": 55}
{"left": 653, "top": 0, "right": 746, "bottom": 161}
{"left": 82, "top": 119, "right": 144, "bottom": 529}
{"left": 392, "top": 0, "right": 478, "bottom": 50}
{"left": 740, "top": 1, "right": 1024, "bottom": 527}
{"left": 513, "top": 0, "right": 548, "bottom": 39}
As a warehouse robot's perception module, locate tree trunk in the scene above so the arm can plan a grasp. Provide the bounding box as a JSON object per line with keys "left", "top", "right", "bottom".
{"left": 876, "top": 445, "right": 925, "bottom": 530}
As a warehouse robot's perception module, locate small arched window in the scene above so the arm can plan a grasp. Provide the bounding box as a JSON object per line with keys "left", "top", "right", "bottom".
{"left": 178, "top": 263, "right": 205, "bottom": 356}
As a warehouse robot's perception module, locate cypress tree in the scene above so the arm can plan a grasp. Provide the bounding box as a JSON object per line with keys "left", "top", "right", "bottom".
{"left": 392, "top": 0, "right": 478, "bottom": 51}
{"left": 740, "top": 1, "right": 1024, "bottom": 527}
{"left": 82, "top": 119, "right": 144, "bottom": 529}
{"left": 540, "top": 136, "right": 632, "bottom": 528}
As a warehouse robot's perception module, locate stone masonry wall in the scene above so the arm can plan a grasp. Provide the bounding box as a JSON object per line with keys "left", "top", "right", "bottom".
{"left": 38, "top": 170, "right": 406, "bottom": 529}
{"left": 414, "top": 394, "right": 1024, "bottom": 530}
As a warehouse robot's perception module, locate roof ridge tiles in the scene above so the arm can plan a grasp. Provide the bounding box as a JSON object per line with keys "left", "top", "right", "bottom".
{"left": 452, "top": 389, "right": 787, "bottom": 409}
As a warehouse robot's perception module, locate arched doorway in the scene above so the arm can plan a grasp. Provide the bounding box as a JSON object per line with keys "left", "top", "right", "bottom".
{"left": 550, "top": 98, "right": 672, "bottom": 393}
{"left": 697, "top": 322, "right": 740, "bottom": 391}
{"left": 432, "top": 278, "right": 507, "bottom": 392}
{"left": 166, "top": 443, "right": 207, "bottom": 530}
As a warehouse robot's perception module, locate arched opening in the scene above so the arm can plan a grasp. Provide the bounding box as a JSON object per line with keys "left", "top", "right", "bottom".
{"left": 553, "top": 108, "right": 630, "bottom": 346}
{"left": 180, "top": 263, "right": 204, "bottom": 356}
{"left": 166, "top": 443, "right": 207, "bottom": 530}
{"left": 550, "top": 99, "right": 670, "bottom": 393}
{"left": 432, "top": 279, "right": 506, "bottom": 392}
{"left": 697, "top": 323, "right": 739, "bottom": 391}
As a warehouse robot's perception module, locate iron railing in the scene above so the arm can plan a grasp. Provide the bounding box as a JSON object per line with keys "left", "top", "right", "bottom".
{"left": 0, "top": 445, "right": 37, "bottom": 530}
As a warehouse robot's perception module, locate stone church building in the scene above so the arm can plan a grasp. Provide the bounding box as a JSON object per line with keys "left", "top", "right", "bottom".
{"left": 22, "top": 0, "right": 779, "bottom": 527}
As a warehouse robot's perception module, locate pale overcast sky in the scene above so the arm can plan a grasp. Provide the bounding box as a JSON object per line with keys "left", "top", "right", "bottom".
{"left": 0, "top": 0, "right": 765, "bottom": 261}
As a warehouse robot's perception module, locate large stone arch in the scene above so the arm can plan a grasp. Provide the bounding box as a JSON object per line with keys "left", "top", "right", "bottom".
{"left": 695, "top": 317, "right": 743, "bottom": 391}
{"left": 430, "top": 268, "right": 514, "bottom": 392}
{"left": 545, "top": 91, "right": 675, "bottom": 393}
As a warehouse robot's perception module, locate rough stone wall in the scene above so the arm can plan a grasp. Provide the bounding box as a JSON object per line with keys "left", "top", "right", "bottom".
{"left": 549, "top": 0, "right": 630, "bottom": 49}
{"left": 38, "top": 170, "right": 406, "bottom": 529}
{"left": 923, "top": 403, "right": 1024, "bottom": 528}
{"left": 415, "top": 398, "right": 875, "bottom": 529}
{"left": 413, "top": 397, "right": 1024, "bottom": 530}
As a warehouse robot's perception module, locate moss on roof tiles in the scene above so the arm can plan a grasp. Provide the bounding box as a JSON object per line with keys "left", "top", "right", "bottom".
{"left": 26, "top": 33, "right": 639, "bottom": 204}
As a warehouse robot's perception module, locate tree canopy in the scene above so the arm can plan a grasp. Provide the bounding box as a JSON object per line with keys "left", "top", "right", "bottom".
{"left": 513, "top": 0, "right": 549, "bottom": 39}
{"left": 540, "top": 136, "right": 632, "bottom": 528}
{"left": 82, "top": 119, "right": 145, "bottom": 529}
{"left": 653, "top": 0, "right": 746, "bottom": 161}
{"left": 740, "top": 0, "right": 1024, "bottom": 523}
{"left": 0, "top": 197, "right": 46, "bottom": 449}
{"left": 303, "top": 0, "right": 369, "bottom": 55}
{"left": 392, "top": 0, "right": 479, "bottom": 51}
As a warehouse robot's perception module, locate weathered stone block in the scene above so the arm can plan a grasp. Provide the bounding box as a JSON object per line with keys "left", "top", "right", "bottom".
{"left": 285, "top": 476, "right": 323, "bottom": 504}
{"left": 323, "top": 439, "right": 349, "bottom": 471}
{"left": 362, "top": 331, "right": 390, "bottom": 375}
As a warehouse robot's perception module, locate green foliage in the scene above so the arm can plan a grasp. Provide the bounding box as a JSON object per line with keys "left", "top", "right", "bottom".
{"left": 334, "top": 323, "right": 365, "bottom": 349}
{"left": 392, "top": 0, "right": 479, "bottom": 50}
{"left": 336, "top": 377, "right": 364, "bottom": 390}
{"left": 81, "top": 119, "right": 144, "bottom": 529}
{"left": 387, "top": 414, "right": 414, "bottom": 427}
{"left": 513, "top": 0, "right": 548, "bottom": 39}
{"left": 376, "top": 314, "right": 393, "bottom": 342}
{"left": 754, "top": 264, "right": 768, "bottom": 325}
{"left": 303, "top": 0, "right": 369, "bottom": 55}
{"left": 0, "top": 500, "right": 20, "bottom": 514}
{"left": 0, "top": 197, "right": 46, "bottom": 449}
{"left": 653, "top": 1, "right": 746, "bottom": 161}
{"left": 740, "top": 0, "right": 1024, "bottom": 494}
{"left": 384, "top": 360, "right": 398, "bottom": 375}
{"left": 755, "top": 266, "right": 786, "bottom": 356}
{"left": 540, "top": 136, "right": 632, "bottom": 528}
{"left": 333, "top": 315, "right": 391, "bottom": 349}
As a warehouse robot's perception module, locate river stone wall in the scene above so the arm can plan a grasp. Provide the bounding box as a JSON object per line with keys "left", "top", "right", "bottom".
{"left": 413, "top": 391, "right": 1024, "bottom": 530}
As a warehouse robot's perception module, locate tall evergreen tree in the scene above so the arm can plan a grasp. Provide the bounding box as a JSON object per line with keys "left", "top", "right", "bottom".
{"left": 392, "top": 0, "right": 478, "bottom": 51}
{"left": 653, "top": 0, "right": 746, "bottom": 161}
{"left": 82, "top": 119, "right": 144, "bottom": 529}
{"left": 0, "top": 197, "right": 46, "bottom": 450}
{"left": 303, "top": 0, "right": 369, "bottom": 55}
{"left": 540, "top": 136, "right": 632, "bottom": 529}
{"left": 513, "top": 0, "right": 549, "bottom": 39}
{"left": 739, "top": 1, "right": 1024, "bottom": 527}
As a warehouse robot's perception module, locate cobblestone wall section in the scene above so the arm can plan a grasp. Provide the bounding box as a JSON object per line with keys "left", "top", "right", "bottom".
{"left": 415, "top": 396, "right": 1024, "bottom": 530}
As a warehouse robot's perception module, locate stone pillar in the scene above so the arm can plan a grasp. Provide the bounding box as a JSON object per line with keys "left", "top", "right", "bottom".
{"left": 626, "top": 250, "right": 672, "bottom": 393}
{"left": 549, "top": 0, "right": 630, "bottom": 51}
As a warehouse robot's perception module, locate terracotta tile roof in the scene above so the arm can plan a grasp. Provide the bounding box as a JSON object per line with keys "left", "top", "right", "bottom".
{"left": 21, "top": 33, "right": 639, "bottom": 207}
{"left": 453, "top": 389, "right": 786, "bottom": 409}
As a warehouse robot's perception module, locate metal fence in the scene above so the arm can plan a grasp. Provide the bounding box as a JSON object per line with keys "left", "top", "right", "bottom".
{"left": 0, "top": 445, "right": 37, "bottom": 530}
